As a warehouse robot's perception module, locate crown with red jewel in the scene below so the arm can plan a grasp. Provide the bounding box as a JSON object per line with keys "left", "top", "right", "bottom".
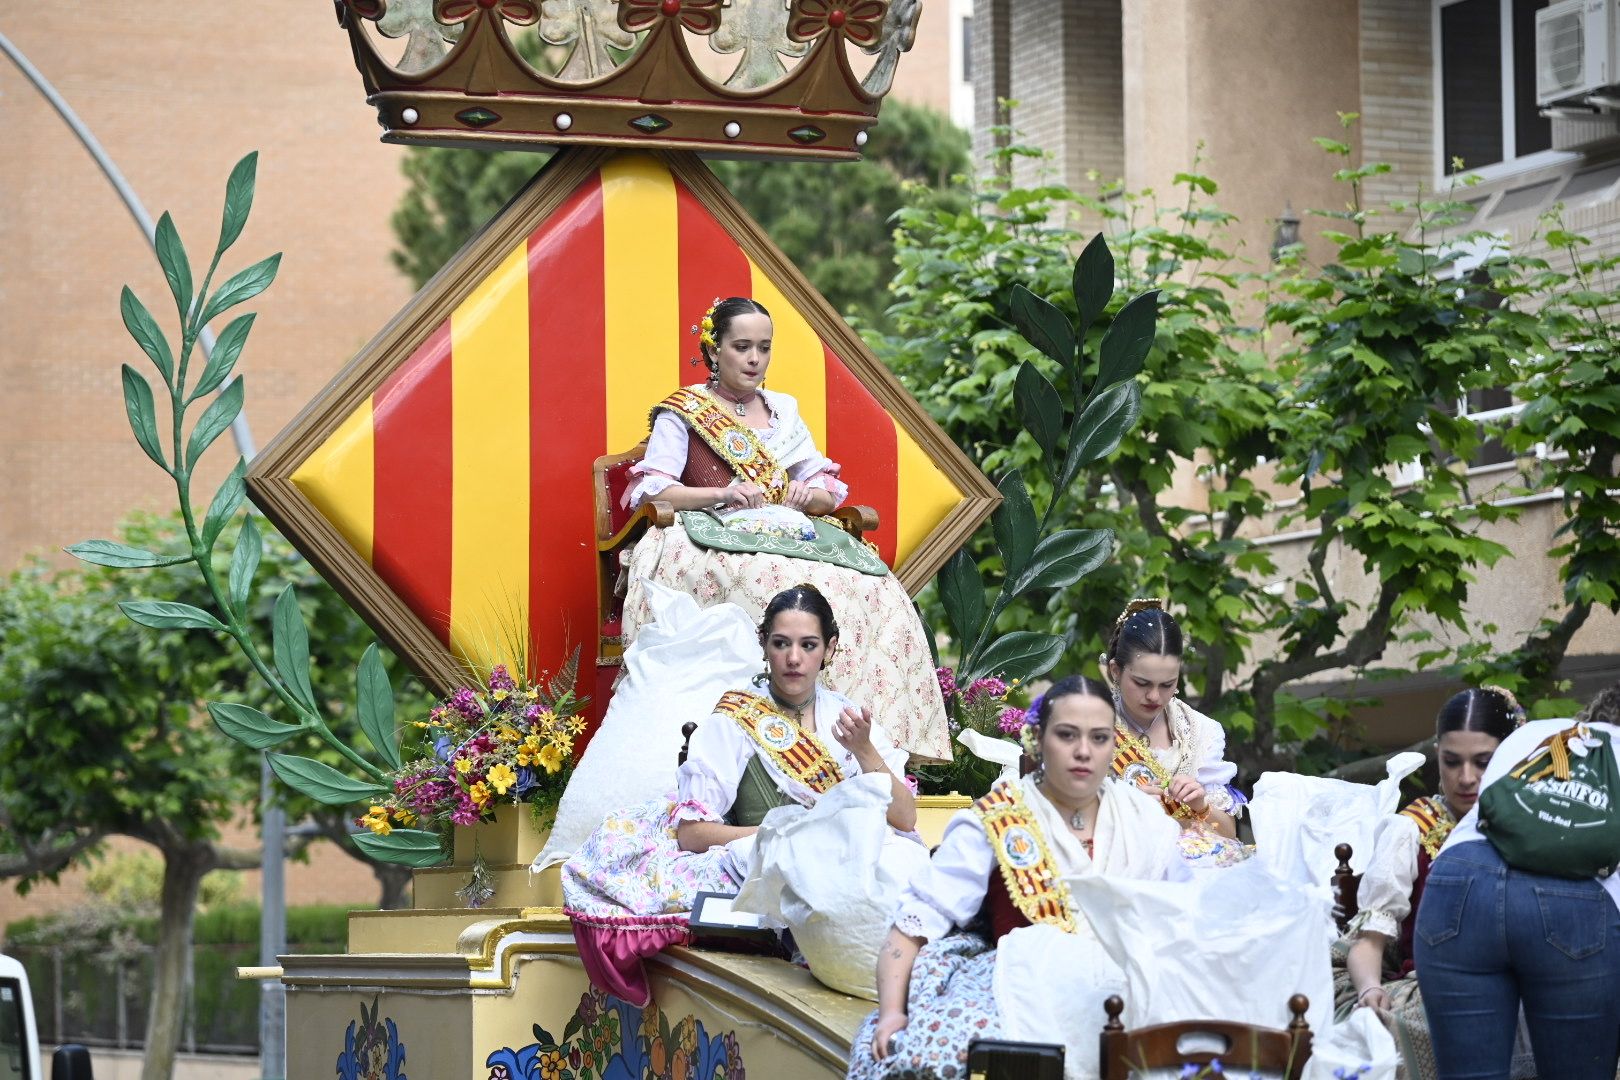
{"left": 336, "top": 0, "right": 920, "bottom": 160}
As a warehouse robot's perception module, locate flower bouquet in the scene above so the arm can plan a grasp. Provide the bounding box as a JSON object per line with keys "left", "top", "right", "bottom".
{"left": 359, "top": 650, "right": 587, "bottom": 841}
{"left": 909, "top": 666, "right": 1028, "bottom": 797}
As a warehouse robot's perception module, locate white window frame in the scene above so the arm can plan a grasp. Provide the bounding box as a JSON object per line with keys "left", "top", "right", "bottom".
{"left": 1433, "top": 0, "right": 1579, "bottom": 184}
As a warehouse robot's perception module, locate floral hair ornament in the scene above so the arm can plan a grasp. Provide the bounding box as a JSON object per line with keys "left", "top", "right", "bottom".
{"left": 1019, "top": 691, "right": 1047, "bottom": 760}
{"left": 1482, "top": 684, "right": 1528, "bottom": 726}
{"left": 689, "top": 296, "right": 721, "bottom": 355}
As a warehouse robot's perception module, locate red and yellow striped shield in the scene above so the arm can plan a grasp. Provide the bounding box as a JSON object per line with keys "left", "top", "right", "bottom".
{"left": 249, "top": 149, "right": 997, "bottom": 692}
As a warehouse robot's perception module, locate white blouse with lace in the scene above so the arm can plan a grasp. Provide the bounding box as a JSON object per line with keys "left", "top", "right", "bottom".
{"left": 673, "top": 683, "right": 908, "bottom": 824}
{"left": 626, "top": 386, "right": 849, "bottom": 509}
{"left": 1127, "top": 698, "right": 1245, "bottom": 816}
{"left": 1346, "top": 812, "right": 1424, "bottom": 940}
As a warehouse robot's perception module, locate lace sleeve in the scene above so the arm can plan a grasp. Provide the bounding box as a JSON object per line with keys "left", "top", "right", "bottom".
{"left": 891, "top": 812, "right": 996, "bottom": 942}
{"left": 1346, "top": 814, "right": 1420, "bottom": 941}
{"left": 625, "top": 411, "right": 689, "bottom": 509}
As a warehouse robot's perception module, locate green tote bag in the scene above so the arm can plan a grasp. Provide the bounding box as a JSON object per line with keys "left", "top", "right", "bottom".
{"left": 1480, "top": 723, "right": 1620, "bottom": 879}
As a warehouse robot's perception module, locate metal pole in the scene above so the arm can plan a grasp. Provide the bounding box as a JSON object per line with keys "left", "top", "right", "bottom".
{"left": 0, "top": 29, "right": 283, "bottom": 1080}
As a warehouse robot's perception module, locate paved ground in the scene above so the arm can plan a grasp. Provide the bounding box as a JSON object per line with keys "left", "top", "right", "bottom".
{"left": 40, "top": 1046, "right": 260, "bottom": 1079}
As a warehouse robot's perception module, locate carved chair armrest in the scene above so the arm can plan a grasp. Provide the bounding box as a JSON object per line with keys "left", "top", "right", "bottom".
{"left": 599, "top": 499, "right": 675, "bottom": 553}
{"left": 821, "top": 504, "right": 879, "bottom": 538}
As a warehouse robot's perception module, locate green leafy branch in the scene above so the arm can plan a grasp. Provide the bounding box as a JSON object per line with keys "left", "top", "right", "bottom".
{"left": 68, "top": 154, "right": 442, "bottom": 867}
{"left": 937, "top": 234, "right": 1156, "bottom": 683}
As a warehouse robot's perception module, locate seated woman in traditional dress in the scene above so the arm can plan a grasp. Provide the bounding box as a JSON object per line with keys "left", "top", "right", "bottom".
{"left": 1339, "top": 686, "right": 1524, "bottom": 1079}
{"left": 564, "top": 584, "right": 919, "bottom": 1005}
{"left": 1100, "top": 599, "right": 1248, "bottom": 866}
{"left": 849, "top": 676, "right": 1188, "bottom": 1080}
{"left": 617, "top": 296, "right": 949, "bottom": 761}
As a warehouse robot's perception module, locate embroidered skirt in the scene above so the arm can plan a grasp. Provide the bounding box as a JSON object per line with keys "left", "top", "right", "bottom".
{"left": 563, "top": 796, "right": 744, "bottom": 1006}
{"left": 622, "top": 521, "right": 951, "bottom": 762}
{"left": 847, "top": 933, "right": 1000, "bottom": 1080}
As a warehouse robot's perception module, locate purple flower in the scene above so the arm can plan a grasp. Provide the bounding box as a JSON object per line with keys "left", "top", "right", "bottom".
{"left": 936, "top": 666, "right": 958, "bottom": 698}
{"left": 450, "top": 687, "right": 482, "bottom": 720}
{"left": 488, "top": 664, "right": 516, "bottom": 692}
{"left": 433, "top": 734, "right": 455, "bottom": 762}
{"left": 996, "top": 706, "right": 1027, "bottom": 734}
{"left": 962, "top": 677, "right": 1008, "bottom": 705}
{"left": 450, "top": 794, "right": 481, "bottom": 826}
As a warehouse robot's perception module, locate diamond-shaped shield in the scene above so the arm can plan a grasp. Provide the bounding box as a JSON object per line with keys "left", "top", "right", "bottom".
{"left": 247, "top": 149, "right": 998, "bottom": 693}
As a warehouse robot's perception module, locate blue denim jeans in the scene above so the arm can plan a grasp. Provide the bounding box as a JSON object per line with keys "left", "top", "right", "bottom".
{"left": 1414, "top": 839, "right": 1620, "bottom": 1080}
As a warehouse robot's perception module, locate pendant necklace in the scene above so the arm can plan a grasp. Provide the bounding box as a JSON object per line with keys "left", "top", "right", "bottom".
{"left": 1069, "top": 807, "right": 1087, "bottom": 830}
{"left": 771, "top": 687, "right": 814, "bottom": 721}
{"left": 710, "top": 381, "right": 758, "bottom": 417}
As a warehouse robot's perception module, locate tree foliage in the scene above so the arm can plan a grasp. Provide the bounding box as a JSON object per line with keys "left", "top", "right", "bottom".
{"left": 889, "top": 126, "right": 1606, "bottom": 776}
{"left": 389, "top": 100, "right": 970, "bottom": 330}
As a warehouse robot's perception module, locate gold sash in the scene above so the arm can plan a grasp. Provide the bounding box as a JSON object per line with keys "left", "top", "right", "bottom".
{"left": 1398, "top": 795, "right": 1456, "bottom": 858}
{"left": 972, "top": 785, "right": 1076, "bottom": 933}
{"left": 1111, "top": 725, "right": 1202, "bottom": 822}
{"left": 713, "top": 690, "right": 844, "bottom": 794}
{"left": 655, "top": 388, "right": 788, "bottom": 504}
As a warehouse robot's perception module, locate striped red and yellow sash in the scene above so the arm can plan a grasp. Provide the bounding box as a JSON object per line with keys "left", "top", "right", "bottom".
{"left": 972, "top": 785, "right": 1076, "bottom": 933}
{"left": 656, "top": 388, "right": 788, "bottom": 504}
{"left": 714, "top": 690, "right": 844, "bottom": 794}
{"left": 1111, "top": 725, "right": 1205, "bottom": 822}
{"left": 1398, "top": 795, "right": 1456, "bottom": 858}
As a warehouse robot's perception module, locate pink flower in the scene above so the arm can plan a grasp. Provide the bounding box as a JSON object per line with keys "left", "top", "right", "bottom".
{"left": 903, "top": 774, "right": 919, "bottom": 795}
{"left": 962, "top": 677, "right": 1008, "bottom": 706}
{"left": 997, "top": 707, "right": 1027, "bottom": 734}
{"left": 936, "top": 666, "right": 958, "bottom": 698}
{"left": 488, "top": 664, "right": 516, "bottom": 692}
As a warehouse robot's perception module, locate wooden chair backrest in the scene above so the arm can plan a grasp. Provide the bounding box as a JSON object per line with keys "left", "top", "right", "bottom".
{"left": 594, "top": 442, "right": 649, "bottom": 542}
{"left": 1099, "top": 994, "right": 1313, "bottom": 1080}
{"left": 1331, "top": 842, "right": 1361, "bottom": 933}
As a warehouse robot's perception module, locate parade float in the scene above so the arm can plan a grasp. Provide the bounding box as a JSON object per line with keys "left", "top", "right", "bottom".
{"left": 69, "top": 1, "right": 1170, "bottom": 1075}
{"left": 261, "top": 4, "right": 1001, "bottom": 1075}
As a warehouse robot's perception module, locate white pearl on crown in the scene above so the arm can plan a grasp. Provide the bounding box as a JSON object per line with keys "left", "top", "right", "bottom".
{"left": 400, "top": 107, "right": 419, "bottom": 125}
{"left": 555, "top": 112, "right": 574, "bottom": 131}
{"left": 724, "top": 121, "right": 742, "bottom": 139}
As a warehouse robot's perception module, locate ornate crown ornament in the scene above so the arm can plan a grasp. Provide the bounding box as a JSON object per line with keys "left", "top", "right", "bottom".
{"left": 336, "top": 0, "right": 922, "bottom": 160}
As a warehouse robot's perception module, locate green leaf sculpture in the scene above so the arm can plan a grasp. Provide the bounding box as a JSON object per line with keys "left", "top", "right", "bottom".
{"left": 69, "top": 153, "right": 430, "bottom": 863}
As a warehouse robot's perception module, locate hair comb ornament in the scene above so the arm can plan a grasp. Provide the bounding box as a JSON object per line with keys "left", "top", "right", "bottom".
{"left": 1113, "top": 597, "right": 1165, "bottom": 631}
{"left": 1482, "top": 684, "right": 1528, "bottom": 724}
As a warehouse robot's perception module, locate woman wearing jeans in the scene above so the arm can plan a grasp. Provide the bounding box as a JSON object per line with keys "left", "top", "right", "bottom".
{"left": 1414, "top": 684, "right": 1620, "bottom": 1080}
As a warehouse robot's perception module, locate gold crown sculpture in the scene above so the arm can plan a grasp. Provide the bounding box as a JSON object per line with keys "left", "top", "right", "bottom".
{"left": 337, "top": 0, "right": 922, "bottom": 160}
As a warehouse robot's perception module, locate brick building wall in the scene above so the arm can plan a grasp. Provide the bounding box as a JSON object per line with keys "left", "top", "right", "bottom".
{"left": 1358, "top": 0, "right": 1435, "bottom": 224}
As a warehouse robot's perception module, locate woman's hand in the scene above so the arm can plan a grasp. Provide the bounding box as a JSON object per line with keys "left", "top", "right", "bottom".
{"left": 872, "top": 1012, "right": 909, "bottom": 1060}
{"left": 783, "top": 479, "right": 813, "bottom": 511}
{"left": 834, "top": 705, "right": 878, "bottom": 759}
{"left": 719, "top": 482, "right": 766, "bottom": 510}
{"left": 1166, "top": 774, "right": 1208, "bottom": 813}
{"left": 1356, "top": 985, "right": 1389, "bottom": 1011}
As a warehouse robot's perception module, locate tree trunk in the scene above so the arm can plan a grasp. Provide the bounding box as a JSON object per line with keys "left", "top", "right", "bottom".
{"left": 142, "top": 844, "right": 211, "bottom": 1080}
{"left": 374, "top": 862, "right": 412, "bottom": 910}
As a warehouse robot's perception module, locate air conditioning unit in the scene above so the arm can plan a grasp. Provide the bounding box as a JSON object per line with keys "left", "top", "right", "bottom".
{"left": 1538, "top": 0, "right": 1616, "bottom": 106}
